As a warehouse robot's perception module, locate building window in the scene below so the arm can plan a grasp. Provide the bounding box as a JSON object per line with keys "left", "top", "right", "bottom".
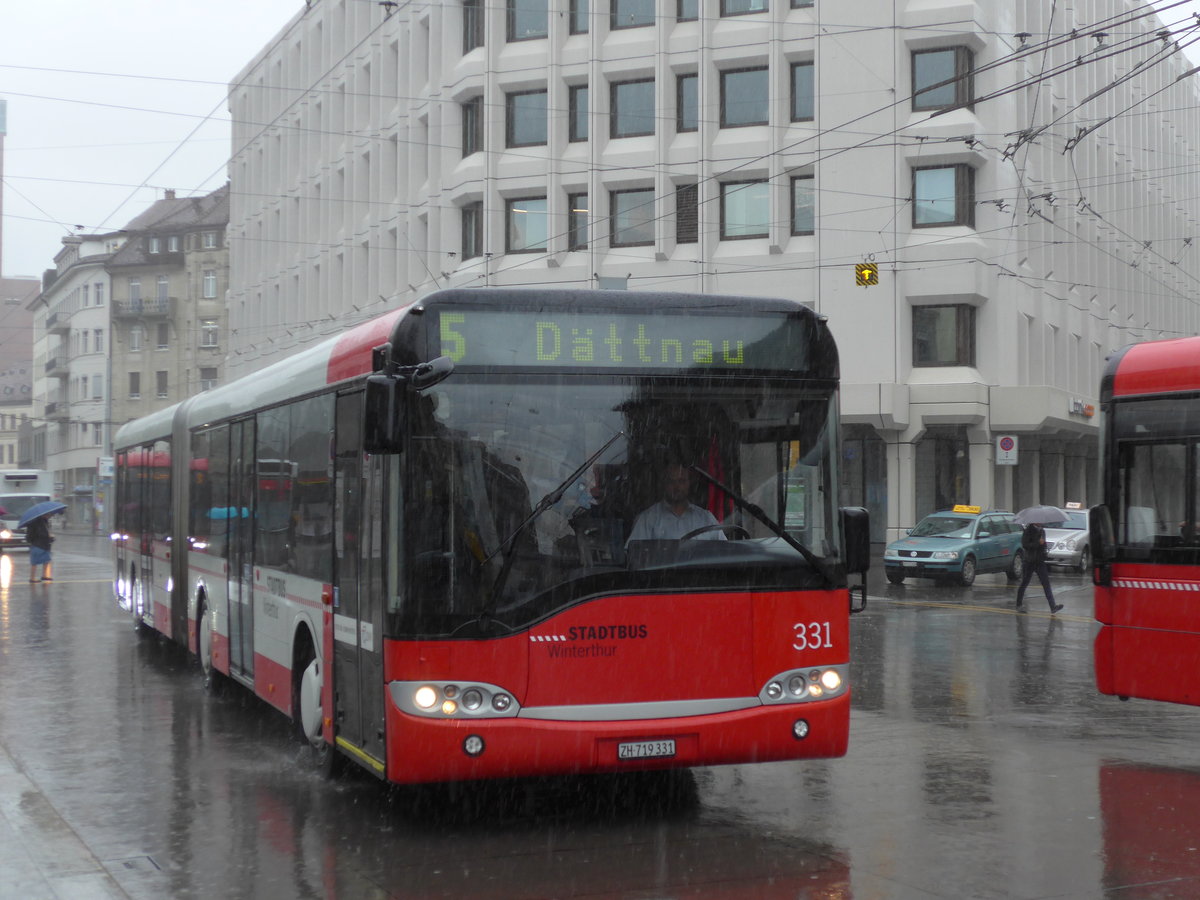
{"left": 156, "top": 371, "right": 169, "bottom": 399}
{"left": 94, "top": 423, "right": 103, "bottom": 445}
{"left": 506, "top": 196, "right": 547, "bottom": 252}
{"left": 462, "top": 96, "right": 482, "bottom": 157}
{"left": 80, "top": 376, "right": 88, "bottom": 400}
{"left": 506, "top": 89, "right": 548, "bottom": 147}
{"left": 94, "top": 282, "right": 105, "bottom": 306}
{"left": 128, "top": 372, "right": 141, "bottom": 400}
{"left": 791, "top": 175, "right": 814, "bottom": 235}
{"left": 156, "top": 275, "right": 169, "bottom": 301}
{"left": 567, "top": 192, "right": 589, "bottom": 250}
{"left": 463, "top": 0, "right": 484, "bottom": 52}
{"left": 676, "top": 184, "right": 698, "bottom": 244}
{"left": 569, "top": 0, "right": 588, "bottom": 34}
{"left": 507, "top": 0, "right": 548, "bottom": 41}
{"left": 93, "top": 375, "right": 103, "bottom": 400}
{"left": 720, "top": 180, "right": 770, "bottom": 239}
{"left": 791, "top": 0, "right": 814, "bottom": 7}
{"left": 201, "top": 318, "right": 219, "bottom": 348}
{"left": 913, "top": 47, "right": 974, "bottom": 112}
{"left": 569, "top": 85, "right": 589, "bottom": 142}
{"left": 611, "top": 78, "right": 655, "bottom": 138}
{"left": 148, "top": 237, "right": 161, "bottom": 254}
{"left": 202, "top": 231, "right": 218, "bottom": 249}
{"left": 720, "top": 68, "right": 768, "bottom": 128}
{"left": 677, "top": 73, "right": 698, "bottom": 132}
{"left": 612, "top": 0, "right": 654, "bottom": 29}
{"left": 202, "top": 270, "right": 217, "bottom": 298}
{"left": 913, "top": 305, "right": 976, "bottom": 367}
{"left": 678, "top": 0, "right": 698, "bottom": 21}
{"left": 790, "top": 62, "right": 814, "bottom": 122}
{"left": 157, "top": 323, "right": 169, "bottom": 350}
{"left": 129, "top": 324, "right": 143, "bottom": 351}
{"left": 610, "top": 188, "right": 655, "bottom": 247}
{"left": 94, "top": 329, "right": 104, "bottom": 353}
{"left": 461, "top": 202, "right": 483, "bottom": 260}
{"left": 168, "top": 235, "right": 181, "bottom": 252}
{"left": 128, "top": 278, "right": 141, "bottom": 302}
{"left": 721, "top": 0, "right": 767, "bottom": 15}
{"left": 81, "top": 331, "right": 89, "bottom": 354}
{"left": 913, "top": 165, "right": 975, "bottom": 228}
{"left": 200, "top": 368, "right": 218, "bottom": 391}
{"left": 81, "top": 284, "right": 89, "bottom": 306}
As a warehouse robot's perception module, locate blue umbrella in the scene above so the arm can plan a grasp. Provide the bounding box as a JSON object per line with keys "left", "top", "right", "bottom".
{"left": 17, "top": 501, "right": 66, "bottom": 529}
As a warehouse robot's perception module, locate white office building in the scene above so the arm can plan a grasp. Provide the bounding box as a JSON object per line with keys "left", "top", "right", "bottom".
{"left": 227, "top": 0, "right": 1200, "bottom": 540}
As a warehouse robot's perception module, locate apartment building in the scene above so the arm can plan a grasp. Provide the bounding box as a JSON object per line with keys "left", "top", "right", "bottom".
{"left": 27, "top": 186, "right": 230, "bottom": 530}
{"left": 227, "top": 0, "right": 1200, "bottom": 540}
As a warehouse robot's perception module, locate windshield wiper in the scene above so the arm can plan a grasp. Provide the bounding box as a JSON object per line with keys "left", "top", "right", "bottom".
{"left": 477, "top": 431, "right": 625, "bottom": 622}
{"left": 687, "top": 465, "right": 836, "bottom": 588}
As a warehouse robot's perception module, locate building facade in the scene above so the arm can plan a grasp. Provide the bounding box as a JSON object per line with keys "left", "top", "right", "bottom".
{"left": 227, "top": 0, "right": 1200, "bottom": 540}
{"left": 27, "top": 186, "right": 230, "bottom": 530}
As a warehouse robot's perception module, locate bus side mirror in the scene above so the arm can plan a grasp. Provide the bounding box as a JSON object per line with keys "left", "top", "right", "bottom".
{"left": 1090, "top": 504, "right": 1114, "bottom": 586}
{"left": 840, "top": 506, "right": 870, "bottom": 575}
{"left": 411, "top": 355, "right": 454, "bottom": 390}
{"left": 364, "top": 375, "right": 405, "bottom": 454}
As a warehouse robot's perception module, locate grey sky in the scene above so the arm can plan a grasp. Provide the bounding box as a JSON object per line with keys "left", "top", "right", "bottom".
{"left": 0, "top": 1, "right": 299, "bottom": 279}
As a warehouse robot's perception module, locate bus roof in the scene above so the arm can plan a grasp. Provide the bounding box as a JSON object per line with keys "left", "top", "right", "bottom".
{"left": 1103, "top": 336, "right": 1200, "bottom": 400}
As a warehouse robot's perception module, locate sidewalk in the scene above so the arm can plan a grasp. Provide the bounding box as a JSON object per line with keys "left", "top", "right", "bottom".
{"left": 0, "top": 743, "right": 130, "bottom": 900}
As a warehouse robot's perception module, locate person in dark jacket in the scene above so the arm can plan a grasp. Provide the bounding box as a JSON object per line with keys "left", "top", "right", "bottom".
{"left": 1016, "top": 522, "right": 1062, "bottom": 613}
{"left": 26, "top": 514, "right": 53, "bottom": 583}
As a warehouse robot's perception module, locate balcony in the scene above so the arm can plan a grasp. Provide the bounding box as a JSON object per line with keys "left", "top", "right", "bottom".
{"left": 44, "top": 401, "right": 69, "bottom": 422}
{"left": 44, "top": 355, "right": 68, "bottom": 378}
{"left": 113, "top": 296, "right": 175, "bottom": 318}
{"left": 45, "top": 311, "right": 69, "bottom": 334}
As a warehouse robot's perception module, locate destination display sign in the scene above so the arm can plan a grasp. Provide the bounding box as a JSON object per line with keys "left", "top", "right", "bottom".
{"left": 433, "top": 309, "right": 808, "bottom": 371}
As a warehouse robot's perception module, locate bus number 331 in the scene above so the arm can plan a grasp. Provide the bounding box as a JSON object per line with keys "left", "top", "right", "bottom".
{"left": 793, "top": 621, "right": 833, "bottom": 650}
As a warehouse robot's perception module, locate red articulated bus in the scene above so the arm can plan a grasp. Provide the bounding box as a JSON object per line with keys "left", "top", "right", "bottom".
{"left": 113, "top": 288, "right": 869, "bottom": 784}
{"left": 1092, "top": 335, "right": 1200, "bottom": 706}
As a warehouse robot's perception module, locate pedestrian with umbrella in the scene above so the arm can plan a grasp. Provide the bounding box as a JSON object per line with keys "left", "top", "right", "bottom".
{"left": 19, "top": 501, "right": 65, "bottom": 584}
{"left": 1013, "top": 506, "right": 1065, "bottom": 613}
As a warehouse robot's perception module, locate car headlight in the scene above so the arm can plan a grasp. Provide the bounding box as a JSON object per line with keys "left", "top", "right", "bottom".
{"left": 1060, "top": 534, "right": 1081, "bottom": 550}
{"left": 930, "top": 550, "right": 959, "bottom": 560}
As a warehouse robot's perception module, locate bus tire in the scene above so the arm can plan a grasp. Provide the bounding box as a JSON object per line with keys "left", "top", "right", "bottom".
{"left": 197, "top": 595, "right": 224, "bottom": 695}
{"left": 293, "top": 632, "right": 339, "bottom": 778}
{"left": 131, "top": 570, "right": 150, "bottom": 636}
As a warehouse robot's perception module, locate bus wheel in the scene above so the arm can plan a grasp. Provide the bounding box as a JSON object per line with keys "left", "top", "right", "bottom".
{"left": 131, "top": 573, "right": 150, "bottom": 636}
{"left": 293, "top": 641, "right": 339, "bottom": 777}
{"left": 197, "top": 598, "right": 224, "bottom": 695}
{"left": 1006, "top": 550, "right": 1024, "bottom": 584}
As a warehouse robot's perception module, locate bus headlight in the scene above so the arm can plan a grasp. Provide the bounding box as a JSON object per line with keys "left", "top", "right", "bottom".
{"left": 759, "top": 665, "right": 848, "bottom": 705}
{"left": 391, "top": 681, "right": 521, "bottom": 718}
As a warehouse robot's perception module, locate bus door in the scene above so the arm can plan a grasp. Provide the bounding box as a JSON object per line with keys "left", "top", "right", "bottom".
{"left": 135, "top": 444, "right": 155, "bottom": 623}
{"left": 228, "top": 418, "right": 255, "bottom": 679}
{"left": 332, "top": 391, "right": 386, "bottom": 767}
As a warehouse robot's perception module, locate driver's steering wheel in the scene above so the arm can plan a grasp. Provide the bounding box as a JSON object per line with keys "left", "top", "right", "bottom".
{"left": 680, "top": 523, "right": 751, "bottom": 541}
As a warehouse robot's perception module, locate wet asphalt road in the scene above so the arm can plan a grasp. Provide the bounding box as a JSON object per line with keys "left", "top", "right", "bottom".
{"left": 2, "top": 535, "right": 1200, "bottom": 899}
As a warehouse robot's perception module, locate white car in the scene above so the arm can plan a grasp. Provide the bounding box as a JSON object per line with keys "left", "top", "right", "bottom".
{"left": 1044, "top": 508, "right": 1089, "bottom": 572}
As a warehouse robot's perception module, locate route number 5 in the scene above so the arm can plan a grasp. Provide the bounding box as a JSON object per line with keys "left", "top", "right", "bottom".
{"left": 441, "top": 312, "right": 466, "bottom": 362}
{"left": 793, "top": 621, "right": 832, "bottom": 650}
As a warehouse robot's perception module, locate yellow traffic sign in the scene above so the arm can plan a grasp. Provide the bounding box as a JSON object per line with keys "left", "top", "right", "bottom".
{"left": 855, "top": 262, "right": 879, "bottom": 286}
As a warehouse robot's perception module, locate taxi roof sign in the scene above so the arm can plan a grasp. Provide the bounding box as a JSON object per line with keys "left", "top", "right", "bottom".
{"left": 952, "top": 504, "right": 982, "bottom": 514}
{"left": 1065, "top": 501, "right": 1083, "bottom": 509}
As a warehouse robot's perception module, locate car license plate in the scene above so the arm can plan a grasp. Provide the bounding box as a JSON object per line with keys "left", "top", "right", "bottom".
{"left": 903, "top": 561, "right": 918, "bottom": 567}
{"left": 618, "top": 739, "right": 676, "bottom": 760}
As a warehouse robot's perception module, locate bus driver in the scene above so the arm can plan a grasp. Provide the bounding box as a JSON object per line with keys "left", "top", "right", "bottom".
{"left": 627, "top": 462, "right": 727, "bottom": 542}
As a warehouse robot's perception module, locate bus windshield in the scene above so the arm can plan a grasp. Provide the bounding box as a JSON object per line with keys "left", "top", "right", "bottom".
{"left": 395, "top": 374, "right": 840, "bottom": 637}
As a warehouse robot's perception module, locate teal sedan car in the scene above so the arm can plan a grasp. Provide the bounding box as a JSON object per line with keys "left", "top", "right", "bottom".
{"left": 884, "top": 506, "right": 1025, "bottom": 586}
